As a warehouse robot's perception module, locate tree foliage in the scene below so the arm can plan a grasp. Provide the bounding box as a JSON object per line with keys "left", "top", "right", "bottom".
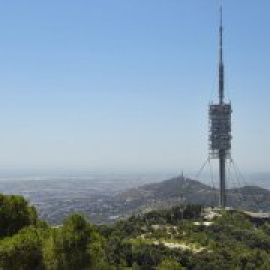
{"left": 1, "top": 193, "right": 270, "bottom": 269}
{"left": 0, "top": 227, "right": 44, "bottom": 269}
{"left": 0, "top": 194, "right": 37, "bottom": 238}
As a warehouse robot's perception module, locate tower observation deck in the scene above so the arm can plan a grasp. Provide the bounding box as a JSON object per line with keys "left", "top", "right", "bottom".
{"left": 209, "top": 6, "right": 232, "bottom": 208}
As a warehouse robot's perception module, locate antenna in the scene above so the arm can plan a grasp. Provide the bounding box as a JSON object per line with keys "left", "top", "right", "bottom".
{"left": 219, "top": 5, "right": 224, "bottom": 104}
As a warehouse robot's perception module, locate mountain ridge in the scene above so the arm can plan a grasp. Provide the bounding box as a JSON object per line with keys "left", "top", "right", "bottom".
{"left": 114, "top": 175, "right": 270, "bottom": 217}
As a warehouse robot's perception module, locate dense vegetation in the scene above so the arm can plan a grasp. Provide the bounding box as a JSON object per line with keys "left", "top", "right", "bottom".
{"left": 1, "top": 194, "right": 270, "bottom": 269}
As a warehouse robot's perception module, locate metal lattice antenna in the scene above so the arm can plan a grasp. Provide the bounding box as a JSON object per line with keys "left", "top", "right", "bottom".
{"left": 219, "top": 5, "right": 224, "bottom": 104}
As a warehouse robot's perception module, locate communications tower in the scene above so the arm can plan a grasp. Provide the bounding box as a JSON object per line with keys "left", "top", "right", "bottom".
{"left": 209, "top": 6, "right": 232, "bottom": 208}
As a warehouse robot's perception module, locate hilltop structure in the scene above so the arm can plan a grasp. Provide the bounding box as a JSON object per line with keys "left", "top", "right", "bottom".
{"left": 209, "top": 6, "right": 232, "bottom": 208}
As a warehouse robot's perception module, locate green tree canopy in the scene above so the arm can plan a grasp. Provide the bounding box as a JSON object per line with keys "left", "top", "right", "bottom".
{"left": 0, "top": 194, "right": 37, "bottom": 238}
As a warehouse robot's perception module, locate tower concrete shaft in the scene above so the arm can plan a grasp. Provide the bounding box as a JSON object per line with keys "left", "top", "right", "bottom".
{"left": 219, "top": 149, "right": 226, "bottom": 208}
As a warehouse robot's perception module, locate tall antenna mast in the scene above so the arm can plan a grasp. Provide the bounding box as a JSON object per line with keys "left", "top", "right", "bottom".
{"left": 219, "top": 5, "right": 224, "bottom": 104}
{"left": 209, "top": 4, "right": 232, "bottom": 208}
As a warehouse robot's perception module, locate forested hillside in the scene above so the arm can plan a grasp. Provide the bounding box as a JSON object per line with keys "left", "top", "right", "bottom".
{"left": 1, "top": 193, "right": 270, "bottom": 269}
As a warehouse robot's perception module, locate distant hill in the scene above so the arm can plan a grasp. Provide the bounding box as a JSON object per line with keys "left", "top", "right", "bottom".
{"left": 112, "top": 176, "right": 270, "bottom": 218}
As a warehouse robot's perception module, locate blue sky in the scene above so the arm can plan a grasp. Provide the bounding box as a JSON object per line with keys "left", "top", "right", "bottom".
{"left": 0, "top": 0, "right": 269, "bottom": 173}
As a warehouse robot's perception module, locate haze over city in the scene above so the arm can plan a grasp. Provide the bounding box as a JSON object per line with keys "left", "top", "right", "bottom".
{"left": 0, "top": 0, "right": 269, "bottom": 173}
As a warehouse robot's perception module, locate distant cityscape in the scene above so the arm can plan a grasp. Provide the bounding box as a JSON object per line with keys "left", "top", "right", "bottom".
{"left": 0, "top": 172, "right": 269, "bottom": 225}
